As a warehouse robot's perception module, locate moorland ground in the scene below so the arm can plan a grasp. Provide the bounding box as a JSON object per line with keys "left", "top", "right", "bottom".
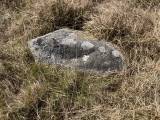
{"left": 0, "top": 0, "right": 160, "bottom": 119}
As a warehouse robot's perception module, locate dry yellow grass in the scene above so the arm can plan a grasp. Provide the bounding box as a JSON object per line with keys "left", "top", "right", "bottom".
{"left": 84, "top": 0, "right": 160, "bottom": 74}
{"left": 0, "top": 0, "right": 160, "bottom": 119}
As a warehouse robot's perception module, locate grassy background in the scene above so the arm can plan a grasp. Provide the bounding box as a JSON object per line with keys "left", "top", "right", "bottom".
{"left": 0, "top": 0, "right": 160, "bottom": 119}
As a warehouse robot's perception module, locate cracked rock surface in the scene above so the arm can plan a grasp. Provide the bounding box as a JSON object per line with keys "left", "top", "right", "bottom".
{"left": 28, "top": 29, "right": 124, "bottom": 73}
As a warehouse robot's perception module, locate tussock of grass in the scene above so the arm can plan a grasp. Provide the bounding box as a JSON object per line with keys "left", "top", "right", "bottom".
{"left": 84, "top": 0, "right": 160, "bottom": 72}
{"left": 0, "top": 0, "right": 160, "bottom": 119}
{"left": 1, "top": 0, "right": 92, "bottom": 41}
{"left": 1, "top": 0, "right": 26, "bottom": 10}
{"left": 131, "top": 0, "right": 160, "bottom": 9}
{"left": 38, "top": 0, "right": 92, "bottom": 35}
{"left": 84, "top": 1, "right": 154, "bottom": 39}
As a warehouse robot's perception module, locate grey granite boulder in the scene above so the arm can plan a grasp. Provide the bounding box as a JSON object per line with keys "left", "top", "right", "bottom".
{"left": 28, "top": 29, "right": 124, "bottom": 74}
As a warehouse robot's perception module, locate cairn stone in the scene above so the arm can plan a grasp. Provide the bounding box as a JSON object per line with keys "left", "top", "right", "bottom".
{"left": 28, "top": 29, "right": 124, "bottom": 74}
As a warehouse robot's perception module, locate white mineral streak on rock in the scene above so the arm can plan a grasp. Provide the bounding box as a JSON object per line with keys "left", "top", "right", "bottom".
{"left": 112, "top": 50, "right": 120, "bottom": 57}
{"left": 81, "top": 41, "right": 94, "bottom": 50}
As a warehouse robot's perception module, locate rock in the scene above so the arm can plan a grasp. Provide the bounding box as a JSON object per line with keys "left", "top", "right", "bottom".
{"left": 28, "top": 29, "right": 124, "bottom": 74}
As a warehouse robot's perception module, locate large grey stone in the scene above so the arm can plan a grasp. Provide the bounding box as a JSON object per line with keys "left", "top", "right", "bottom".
{"left": 28, "top": 29, "right": 124, "bottom": 74}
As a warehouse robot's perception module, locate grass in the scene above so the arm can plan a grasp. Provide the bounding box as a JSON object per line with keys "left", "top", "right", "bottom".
{"left": 131, "top": 0, "right": 160, "bottom": 9}
{"left": 0, "top": 0, "right": 160, "bottom": 119}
